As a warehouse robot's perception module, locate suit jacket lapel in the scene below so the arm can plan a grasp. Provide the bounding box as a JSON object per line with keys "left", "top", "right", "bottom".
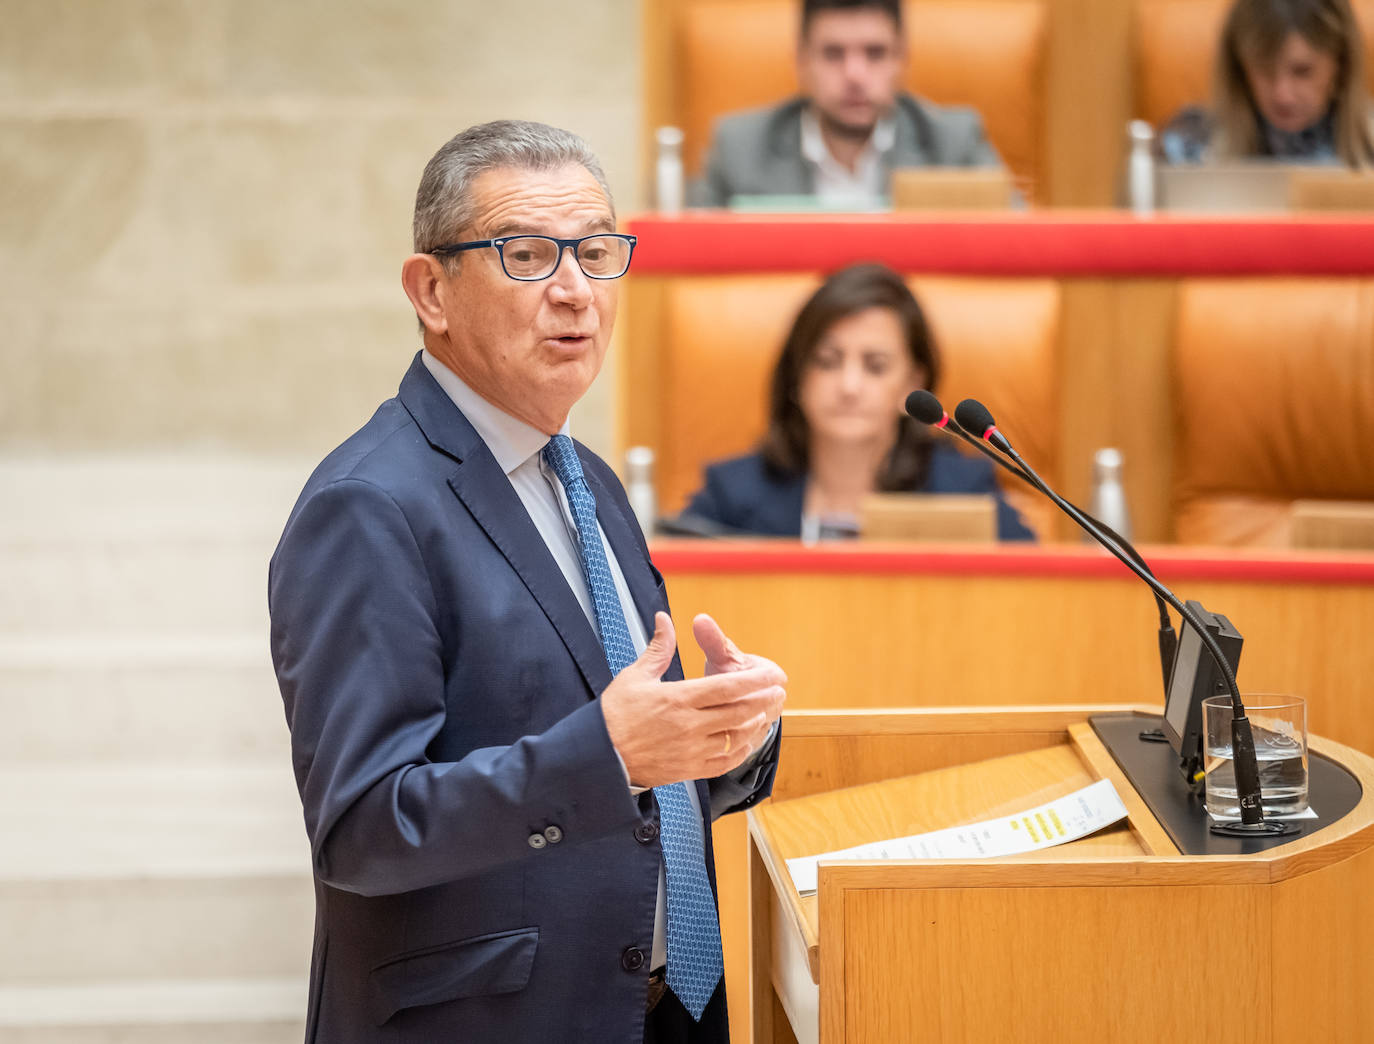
{"left": 449, "top": 462, "right": 615, "bottom": 697}
{"left": 764, "top": 98, "right": 816, "bottom": 195}
{"left": 397, "top": 355, "right": 614, "bottom": 697}
{"left": 889, "top": 92, "right": 936, "bottom": 168}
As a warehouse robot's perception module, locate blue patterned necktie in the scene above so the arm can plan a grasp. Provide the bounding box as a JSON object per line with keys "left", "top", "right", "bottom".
{"left": 541, "top": 434, "right": 724, "bottom": 1020}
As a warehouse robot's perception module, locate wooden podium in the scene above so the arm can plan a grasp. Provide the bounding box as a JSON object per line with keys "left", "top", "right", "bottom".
{"left": 747, "top": 707, "right": 1374, "bottom": 1043}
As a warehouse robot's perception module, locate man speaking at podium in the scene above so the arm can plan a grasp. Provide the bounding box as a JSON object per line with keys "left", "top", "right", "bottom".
{"left": 269, "top": 120, "right": 786, "bottom": 1043}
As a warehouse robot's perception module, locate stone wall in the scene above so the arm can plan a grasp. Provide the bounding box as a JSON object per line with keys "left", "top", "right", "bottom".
{"left": 0, "top": 0, "right": 642, "bottom": 460}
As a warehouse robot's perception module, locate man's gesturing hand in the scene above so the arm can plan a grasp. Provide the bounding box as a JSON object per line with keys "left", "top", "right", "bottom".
{"left": 601, "top": 612, "right": 786, "bottom": 788}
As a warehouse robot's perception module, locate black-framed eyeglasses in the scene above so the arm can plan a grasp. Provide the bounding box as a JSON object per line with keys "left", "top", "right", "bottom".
{"left": 427, "top": 233, "right": 637, "bottom": 281}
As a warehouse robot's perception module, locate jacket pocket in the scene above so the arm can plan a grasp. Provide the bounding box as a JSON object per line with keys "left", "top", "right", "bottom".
{"left": 368, "top": 925, "right": 538, "bottom": 1026}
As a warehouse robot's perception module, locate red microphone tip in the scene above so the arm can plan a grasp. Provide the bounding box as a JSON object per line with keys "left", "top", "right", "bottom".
{"left": 983, "top": 425, "right": 999, "bottom": 442}
{"left": 936, "top": 413, "right": 950, "bottom": 429}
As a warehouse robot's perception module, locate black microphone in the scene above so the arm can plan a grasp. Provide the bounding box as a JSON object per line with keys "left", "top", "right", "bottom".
{"left": 907, "top": 390, "right": 1179, "bottom": 697}
{"left": 904, "top": 388, "right": 951, "bottom": 428}
{"left": 907, "top": 390, "right": 1035, "bottom": 485}
{"left": 951, "top": 398, "right": 1292, "bottom": 836}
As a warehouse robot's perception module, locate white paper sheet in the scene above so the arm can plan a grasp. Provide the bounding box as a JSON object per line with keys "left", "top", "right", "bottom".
{"left": 785, "top": 778, "right": 1129, "bottom": 896}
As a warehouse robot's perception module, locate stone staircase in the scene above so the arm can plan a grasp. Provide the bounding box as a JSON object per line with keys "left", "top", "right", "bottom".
{"left": 0, "top": 453, "right": 318, "bottom": 1043}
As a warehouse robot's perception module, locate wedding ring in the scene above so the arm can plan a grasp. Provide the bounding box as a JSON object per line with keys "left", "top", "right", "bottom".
{"left": 722, "top": 731, "right": 733, "bottom": 755}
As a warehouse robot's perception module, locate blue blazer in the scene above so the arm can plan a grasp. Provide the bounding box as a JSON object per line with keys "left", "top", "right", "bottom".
{"left": 269, "top": 353, "right": 776, "bottom": 1042}
{"left": 684, "top": 445, "right": 1035, "bottom": 541}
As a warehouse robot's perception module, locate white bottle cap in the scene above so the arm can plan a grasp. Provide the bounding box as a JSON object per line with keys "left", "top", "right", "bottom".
{"left": 625, "top": 445, "right": 655, "bottom": 482}
{"left": 1093, "top": 447, "right": 1124, "bottom": 478}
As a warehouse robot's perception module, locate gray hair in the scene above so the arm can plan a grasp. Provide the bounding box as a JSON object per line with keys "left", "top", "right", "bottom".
{"left": 412, "top": 120, "right": 615, "bottom": 264}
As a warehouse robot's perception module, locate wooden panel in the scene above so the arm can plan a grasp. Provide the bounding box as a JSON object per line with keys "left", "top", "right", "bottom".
{"left": 1050, "top": 280, "right": 1114, "bottom": 541}
{"left": 1291, "top": 499, "right": 1374, "bottom": 550}
{"left": 839, "top": 883, "right": 1270, "bottom": 1042}
{"left": 1290, "top": 170, "right": 1374, "bottom": 211}
{"left": 668, "top": 568, "right": 1160, "bottom": 707}
{"left": 662, "top": 568, "right": 1374, "bottom": 758}
{"left": 859, "top": 493, "right": 997, "bottom": 542}
{"left": 713, "top": 813, "right": 750, "bottom": 1043}
{"left": 748, "top": 710, "right": 1374, "bottom": 1042}
{"left": 616, "top": 275, "right": 667, "bottom": 458}
{"left": 1271, "top": 844, "right": 1374, "bottom": 1042}
{"left": 1055, "top": 279, "right": 1178, "bottom": 543}
{"left": 1045, "top": 0, "right": 1133, "bottom": 206}
{"left": 1108, "top": 280, "right": 1179, "bottom": 541}
{"left": 1069, "top": 720, "right": 1179, "bottom": 854}
{"left": 890, "top": 168, "right": 1015, "bottom": 210}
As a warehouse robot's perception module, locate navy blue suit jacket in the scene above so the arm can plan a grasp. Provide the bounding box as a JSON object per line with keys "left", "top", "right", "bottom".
{"left": 269, "top": 354, "right": 777, "bottom": 1042}
{"left": 684, "top": 445, "right": 1035, "bottom": 541}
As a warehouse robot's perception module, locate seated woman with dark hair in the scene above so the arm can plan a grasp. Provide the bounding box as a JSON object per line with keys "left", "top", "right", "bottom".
{"left": 1162, "top": 0, "right": 1374, "bottom": 167}
{"left": 682, "top": 263, "right": 1034, "bottom": 542}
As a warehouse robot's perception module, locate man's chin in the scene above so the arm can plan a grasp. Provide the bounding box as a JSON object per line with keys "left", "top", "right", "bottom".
{"left": 819, "top": 109, "right": 880, "bottom": 142}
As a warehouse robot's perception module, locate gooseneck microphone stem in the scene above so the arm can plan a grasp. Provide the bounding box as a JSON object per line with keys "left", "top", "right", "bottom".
{"left": 947, "top": 418, "right": 1172, "bottom": 613}
{"left": 953, "top": 401, "right": 1272, "bottom": 830}
{"left": 907, "top": 391, "right": 1177, "bottom": 693}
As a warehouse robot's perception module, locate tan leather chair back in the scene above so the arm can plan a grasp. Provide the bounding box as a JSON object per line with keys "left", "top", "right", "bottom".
{"left": 676, "top": 0, "right": 1048, "bottom": 197}
{"left": 1171, "top": 279, "right": 1374, "bottom": 546}
{"left": 659, "top": 275, "right": 817, "bottom": 516}
{"left": 656, "top": 274, "right": 1061, "bottom": 537}
{"left": 1136, "top": 0, "right": 1374, "bottom": 131}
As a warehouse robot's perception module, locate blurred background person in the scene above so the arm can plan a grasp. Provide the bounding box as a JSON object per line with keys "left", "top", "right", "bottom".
{"left": 681, "top": 263, "right": 1033, "bottom": 541}
{"left": 1161, "top": 0, "right": 1374, "bottom": 166}
{"left": 695, "top": 0, "right": 1003, "bottom": 208}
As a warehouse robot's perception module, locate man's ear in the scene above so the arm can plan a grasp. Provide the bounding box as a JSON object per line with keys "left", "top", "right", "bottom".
{"left": 401, "top": 253, "right": 450, "bottom": 335}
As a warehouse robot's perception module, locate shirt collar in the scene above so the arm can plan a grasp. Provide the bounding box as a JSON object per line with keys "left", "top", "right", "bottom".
{"left": 799, "top": 105, "right": 897, "bottom": 168}
{"left": 1260, "top": 109, "right": 1337, "bottom": 160}
{"left": 421, "top": 349, "right": 567, "bottom": 475}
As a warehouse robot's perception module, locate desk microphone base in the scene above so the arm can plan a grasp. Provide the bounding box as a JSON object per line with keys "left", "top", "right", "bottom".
{"left": 1209, "top": 819, "right": 1302, "bottom": 838}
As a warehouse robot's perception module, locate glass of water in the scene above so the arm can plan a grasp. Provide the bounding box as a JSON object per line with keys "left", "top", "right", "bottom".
{"left": 1203, "top": 694, "right": 1308, "bottom": 819}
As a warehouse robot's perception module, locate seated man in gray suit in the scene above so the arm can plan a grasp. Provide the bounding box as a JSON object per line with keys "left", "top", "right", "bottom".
{"left": 696, "top": 0, "right": 1003, "bottom": 208}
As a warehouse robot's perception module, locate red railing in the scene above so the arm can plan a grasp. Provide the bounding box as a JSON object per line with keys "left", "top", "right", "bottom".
{"left": 627, "top": 211, "right": 1374, "bottom": 277}
{"left": 650, "top": 540, "right": 1374, "bottom": 585}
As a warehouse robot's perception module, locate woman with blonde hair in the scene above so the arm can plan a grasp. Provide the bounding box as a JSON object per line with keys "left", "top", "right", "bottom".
{"left": 1162, "top": 0, "right": 1374, "bottom": 167}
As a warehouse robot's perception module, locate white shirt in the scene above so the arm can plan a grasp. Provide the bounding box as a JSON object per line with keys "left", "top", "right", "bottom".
{"left": 421, "top": 350, "right": 686, "bottom": 969}
{"left": 800, "top": 105, "right": 897, "bottom": 207}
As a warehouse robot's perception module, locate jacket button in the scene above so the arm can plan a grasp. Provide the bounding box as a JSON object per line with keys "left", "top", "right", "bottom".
{"left": 634, "top": 822, "right": 659, "bottom": 844}
{"left": 527, "top": 833, "right": 547, "bottom": 850}
{"left": 543, "top": 825, "right": 563, "bottom": 845}
{"left": 621, "top": 946, "right": 645, "bottom": 972}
